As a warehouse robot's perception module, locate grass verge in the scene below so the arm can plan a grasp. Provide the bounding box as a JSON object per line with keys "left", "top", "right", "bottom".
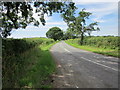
{"left": 65, "top": 40, "right": 119, "bottom": 58}
{"left": 19, "top": 41, "right": 58, "bottom": 88}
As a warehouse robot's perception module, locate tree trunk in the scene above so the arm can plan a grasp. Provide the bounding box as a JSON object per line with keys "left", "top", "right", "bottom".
{"left": 80, "top": 32, "right": 84, "bottom": 45}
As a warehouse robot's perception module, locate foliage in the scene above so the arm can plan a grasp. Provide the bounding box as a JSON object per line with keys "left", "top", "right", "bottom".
{"left": 62, "top": 8, "right": 100, "bottom": 45}
{"left": 65, "top": 36, "right": 119, "bottom": 57}
{"left": 62, "top": 28, "right": 78, "bottom": 40}
{"left": 2, "top": 38, "right": 56, "bottom": 88}
{"left": 83, "top": 36, "right": 119, "bottom": 50}
{"left": 18, "top": 42, "right": 57, "bottom": 88}
{"left": 0, "top": 2, "right": 76, "bottom": 38}
{"left": 46, "top": 27, "right": 63, "bottom": 41}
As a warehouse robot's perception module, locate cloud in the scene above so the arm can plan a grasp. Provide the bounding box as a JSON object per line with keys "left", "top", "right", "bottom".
{"left": 46, "top": 21, "right": 67, "bottom": 25}
{"left": 74, "top": 1, "right": 118, "bottom": 23}
{"left": 10, "top": 1, "right": 118, "bottom": 38}
{"left": 91, "top": 25, "right": 118, "bottom": 36}
{"left": 92, "top": 18, "right": 106, "bottom": 23}
{"left": 84, "top": 2, "right": 118, "bottom": 23}
{"left": 44, "top": 14, "right": 52, "bottom": 21}
{"left": 33, "top": 13, "right": 52, "bottom": 22}
{"left": 74, "top": 0, "right": 119, "bottom": 4}
{"left": 13, "top": 21, "right": 67, "bottom": 32}
{"left": 32, "top": 6, "right": 52, "bottom": 22}
{"left": 14, "top": 26, "right": 51, "bottom": 32}
{"left": 87, "top": 3, "right": 117, "bottom": 14}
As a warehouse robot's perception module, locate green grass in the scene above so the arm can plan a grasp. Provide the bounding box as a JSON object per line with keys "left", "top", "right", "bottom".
{"left": 65, "top": 40, "right": 119, "bottom": 58}
{"left": 19, "top": 41, "right": 58, "bottom": 88}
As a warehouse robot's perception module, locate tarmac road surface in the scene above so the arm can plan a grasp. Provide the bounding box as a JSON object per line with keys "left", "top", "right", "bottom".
{"left": 50, "top": 41, "right": 118, "bottom": 88}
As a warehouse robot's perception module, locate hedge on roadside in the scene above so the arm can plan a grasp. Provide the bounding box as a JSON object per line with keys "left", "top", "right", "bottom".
{"left": 68, "top": 36, "right": 119, "bottom": 50}
{"left": 2, "top": 38, "right": 54, "bottom": 88}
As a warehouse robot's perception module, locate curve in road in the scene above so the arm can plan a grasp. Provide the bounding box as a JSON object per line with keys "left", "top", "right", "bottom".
{"left": 50, "top": 41, "right": 118, "bottom": 88}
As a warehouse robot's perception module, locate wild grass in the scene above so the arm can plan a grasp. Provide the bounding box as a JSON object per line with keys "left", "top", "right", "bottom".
{"left": 19, "top": 42, "right": 57, "bottom": 88}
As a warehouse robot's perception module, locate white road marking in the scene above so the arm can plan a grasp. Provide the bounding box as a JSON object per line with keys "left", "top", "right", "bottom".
{"left": 64, "top": 48, "right": 71, "bottom": 53}
{"left": 67, "top": 63, "right": 72, "bottom": 67}
{"left": 61, "top": 45, "right": 118, "bottom": 72}
{"left": 64, "top": 81, "right": 71, "bottom": 86}
{"left": 81, "top": 57, "right": 118, "bottom": 72}
{"left": 100, "top": 61, "right": 118, "bottom": 64}
{"left": 103, "top": 56, "right": 116, "bottom": 59}
{"left": 92, "top": 60, "right": 117, "bottom": 64}
{"left": 75, "top": 85, "right": 79, "bottom": 88}
{"left": 61, "top": 59, "right": 64, "bottom": 61}
{"left": 66, "top": 73, "right": 72, "bottom": 76}
{"left": 69, "top": 70, "right": 74, "bottom": 73}
{"left": 107, "top": 61, "right": 118, "bottom": 64}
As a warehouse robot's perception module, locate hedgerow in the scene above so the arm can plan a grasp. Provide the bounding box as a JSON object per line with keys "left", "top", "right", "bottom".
{"left": 2, "top": 38, "right": 54, "bottom": 88}
{"left": 83, "top": 36, "right": 119, "bottom": 50}
{"left": 68, "top": 36, "right": 119, "bottom": 50}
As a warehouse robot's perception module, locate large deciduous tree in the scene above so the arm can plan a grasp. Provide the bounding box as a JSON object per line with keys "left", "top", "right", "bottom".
{"left": 0, "top": 2, "right": 76, "bottom": 38}
{"left": 46, "top": 27, "right": 63, "bottom": 41}
{"left": 62, "top": 8, "right": 100, "bottom": 45}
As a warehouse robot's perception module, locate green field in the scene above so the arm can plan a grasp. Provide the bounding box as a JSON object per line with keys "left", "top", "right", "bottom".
{"left": 2, "top": 38, "right": 57, "bottom": 88}
{"left": 65, "top": 36, "right": 119, "bottom": 58}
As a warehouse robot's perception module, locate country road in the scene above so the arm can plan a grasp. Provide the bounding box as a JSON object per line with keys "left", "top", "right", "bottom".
{"left": 50, "top": 41, "right": 118, "bottom": 88}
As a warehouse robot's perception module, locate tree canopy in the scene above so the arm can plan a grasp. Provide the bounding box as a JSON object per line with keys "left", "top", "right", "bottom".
{"left": 62, "top": 8, "right": 100, "bottom": 45}
{"left": 62, "top": 28, "right": 77, "bottom": 40}
{"left": 0, "top": 2, "right": 76, "bottom": 38}
{"left": 46, "top": 27, "right": 63, "bottom": 41}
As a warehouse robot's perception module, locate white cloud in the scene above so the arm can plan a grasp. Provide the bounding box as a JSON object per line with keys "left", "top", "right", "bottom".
{"left": 92, "top": 18, "right": 106, "bottom": 23}
{"left": 84, "top": 2, "right": 118, "bottom": 23}
{"left": 91, "top": 25, "right": 118, "bottom": 36}
{"left": 13, "top": 21, "right": 67, "bottom": 32}
{"left": 10, "top": 1, "right": 118, "bottom": 38}
{"left": 32, "top": 6, "right": 52, "bottom": 22}
{"left": 44, "top": 14, "right": 52, "bottom": 21}
{"left": 14, "top": 26, "right": 50, "bottom": 32}
{"left": 7, "top": 35, "right": 13, "bottom": 38}
{"left": 87, "top": 3, "right": 117, "bottom": 14}
{"left": 33, "top": 13, "right": 52, "bottom": 22}
{"left": 73, "top": 0, "right": 119, "bottom": 3}
{"left": 74, "top": 1, "right": 118, "bottom": 23}
{"left": 46, "top": 21, "right": 67, "bottom": 25}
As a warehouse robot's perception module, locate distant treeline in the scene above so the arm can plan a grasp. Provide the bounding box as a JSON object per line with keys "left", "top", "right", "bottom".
{"left": 2, "top": 38, "right": 54, "bottom": 88}
{"left": 68, "top": 36, "right": 119, "bottom": 50}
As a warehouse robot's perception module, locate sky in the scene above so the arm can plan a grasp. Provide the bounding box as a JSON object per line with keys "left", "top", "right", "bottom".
{"left": 8, "top": 0, "right": 119, "bottom": 38}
